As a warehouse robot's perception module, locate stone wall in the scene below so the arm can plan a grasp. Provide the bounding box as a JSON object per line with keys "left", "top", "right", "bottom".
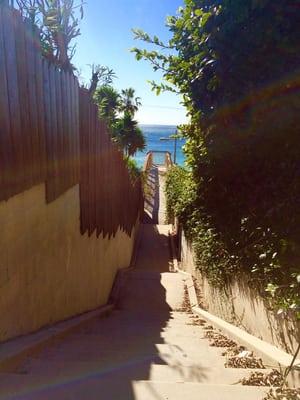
{"left": 179, "top": 231, "right": 299, "bottom": 355}
{"left": 0, "top": 184, "right": 137, "bottom": 342}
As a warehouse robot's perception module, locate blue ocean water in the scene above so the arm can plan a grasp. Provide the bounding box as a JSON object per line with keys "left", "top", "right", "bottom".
{"left": 134, "top": 124, "right": 186, "bottom": 168}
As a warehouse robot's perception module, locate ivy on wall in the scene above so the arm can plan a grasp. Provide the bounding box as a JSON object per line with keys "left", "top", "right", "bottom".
{"left": 165, "top": 163, "right": 300, "bottom": 319}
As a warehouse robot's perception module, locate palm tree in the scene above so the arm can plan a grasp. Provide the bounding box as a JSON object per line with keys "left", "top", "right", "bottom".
{"left": 94, "top": 85, "right": 120, "bottom": 126}
{"left": 113, "top": 112, "right": 145, "bottom": 157}
{"left": 127, "top": 126, "right": 146, "bottom": 157}
{"left": 94, "top": 84, "right": 146, "bottom": 157}
{"left": 119, "top": 88, "right": 142, "bottom": 116}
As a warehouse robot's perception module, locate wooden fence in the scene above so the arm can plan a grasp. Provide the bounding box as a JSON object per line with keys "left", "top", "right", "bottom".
{"left": 79, "top": 90, "right": 142, "bottom": 236}
{"left": 0, "top": 4, "right": 142, "bottom": 236}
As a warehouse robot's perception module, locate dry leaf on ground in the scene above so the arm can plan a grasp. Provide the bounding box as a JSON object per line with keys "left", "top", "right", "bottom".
{"left": 241, "top": 369, "right": 283, "bottom": 386}
{"left": 263, "top": 387, "right": 300, "bottom": 399}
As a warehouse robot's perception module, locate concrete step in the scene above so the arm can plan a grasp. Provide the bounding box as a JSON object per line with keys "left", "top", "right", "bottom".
{"left": 155, "top": 342, "right": 234, "bottom": 367}
{"left": 13, "top": 358, "right": 269, "bottom": 386}
{"left": 68, "top": 328, "right": 207, "bottom": 341}
{"left": 48, "top": 329, "right": 217, "bottom": 351}
{"left": 72, "top": 320, "right": 205, "bottom": 340}
{"left": 74, "top": 312, "right": 202, "bottom": 330}
{"left": 146, "top": 364, "right": 269, "bottom": 385}
{"left": 18, "top": 339, "right": 228, "bottom": 366}
{"left": 133, "top": 381, "right": 267, "bottom": 400}
{"left": 125, "top": 271, "right": 175, "bottom": 280}
{"left": 120, "top": 273, "right": 185, "bottom": 311}
{"left": 0, "top": 374, "right": 267, "bottom": 400}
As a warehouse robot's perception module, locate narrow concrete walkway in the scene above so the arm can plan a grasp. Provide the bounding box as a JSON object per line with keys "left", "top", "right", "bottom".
{"left": 0, "top": 166, "right": 266, "bottom": 400}
{"left": 143, "top": 165, "right": 167, "bottom": 225}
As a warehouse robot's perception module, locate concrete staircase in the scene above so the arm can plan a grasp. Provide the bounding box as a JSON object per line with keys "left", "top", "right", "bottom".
{"left": 0, "top": 223, "right": 267, "bottom": 400}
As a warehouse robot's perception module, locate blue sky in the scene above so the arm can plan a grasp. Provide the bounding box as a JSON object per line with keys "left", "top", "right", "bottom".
{"left": 72, "top": 0, "right": 188, "bottom": 126}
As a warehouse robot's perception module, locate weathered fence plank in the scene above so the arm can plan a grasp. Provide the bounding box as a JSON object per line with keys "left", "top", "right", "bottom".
{"left": 0, "top": 7, "right": 13, "bottom": 201}
{"left": 46, "top": 64, "right": 58, "bottom": 201}
{"left": 66, "top": 72, "right": 73, "bottom": 186}
{"left": 24, "top": 19, "right": 42, "bottom": 186}
{"left": 2, "top": 6, "right": 24, "bottom": 196}
{"left": 73, "top": 78, "right": 80, "bottom": 184}
{"left": 79, "top": 89, "right": 88, "bottom": 234}
{"left": 13, "top": 10, "right": 32, "bottom": 190}
{"left": 34, "top": 26, "right": 46, "bottom": 182}
{"left": 42, "top": 60, "right": 53, "bottom": 201}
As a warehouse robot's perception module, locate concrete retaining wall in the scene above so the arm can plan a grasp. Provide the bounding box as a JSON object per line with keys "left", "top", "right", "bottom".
{"left": 0, "top": 184, "right": 137, "bottom": 342}
{"left": 179, "top": 231, "right": 299, "bottom": 355}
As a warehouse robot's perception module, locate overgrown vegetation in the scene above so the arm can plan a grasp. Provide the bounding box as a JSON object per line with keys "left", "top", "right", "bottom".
{"left": 125, "top": 157, "right": 142, "bottom": 181}
{"left": 133, "top": 0, "right": 300, "bottom": 318}
{"left": 11, "top": 0, "right": 84, "bottom": 71}
{"left": 94, "top": 83, "right": 145, "bottom": 158}
{"left": 93, "top": 80, "right": 145, "bottom": 175}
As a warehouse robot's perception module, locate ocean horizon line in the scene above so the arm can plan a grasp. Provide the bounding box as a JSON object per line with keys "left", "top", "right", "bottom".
{"left": 139, "top": 123, "right": 178, "bottom": 128}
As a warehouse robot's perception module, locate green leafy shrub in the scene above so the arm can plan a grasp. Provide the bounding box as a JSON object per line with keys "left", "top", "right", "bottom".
{"left": 165, "top": 162, "right": 300, "bottom": 317}
{"left": 124, "top": 157, "right": 142, "bottom": 181}
{"left": 165, "top": 166, "right": 195, "bottom": 223}
{"left": 165, "top": 165, "right": 237, "bottom": 286}
{"left": 135, "top": 0, "right": 300, "bottom": 318}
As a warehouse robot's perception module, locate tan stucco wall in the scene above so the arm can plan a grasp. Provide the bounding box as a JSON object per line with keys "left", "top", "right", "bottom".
{"left": 180, "top": 231, "right": 299, "bottom": 355}
{"left": 0, "top": 184, "right": 137, "bottom": 343}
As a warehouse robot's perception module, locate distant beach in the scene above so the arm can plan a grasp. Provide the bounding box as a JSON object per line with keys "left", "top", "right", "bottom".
{"left": 134, "top": 124, "right": 186, "bottom": 168}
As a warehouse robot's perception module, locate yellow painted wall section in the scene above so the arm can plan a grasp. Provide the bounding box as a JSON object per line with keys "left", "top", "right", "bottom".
{"left": 0, "top": 184, "right": 137, "bottom": 342}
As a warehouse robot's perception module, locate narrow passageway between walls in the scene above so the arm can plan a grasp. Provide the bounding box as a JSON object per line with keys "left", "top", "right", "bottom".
{"left": 0, "top": 165, "right": 267, "bottom": 400}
